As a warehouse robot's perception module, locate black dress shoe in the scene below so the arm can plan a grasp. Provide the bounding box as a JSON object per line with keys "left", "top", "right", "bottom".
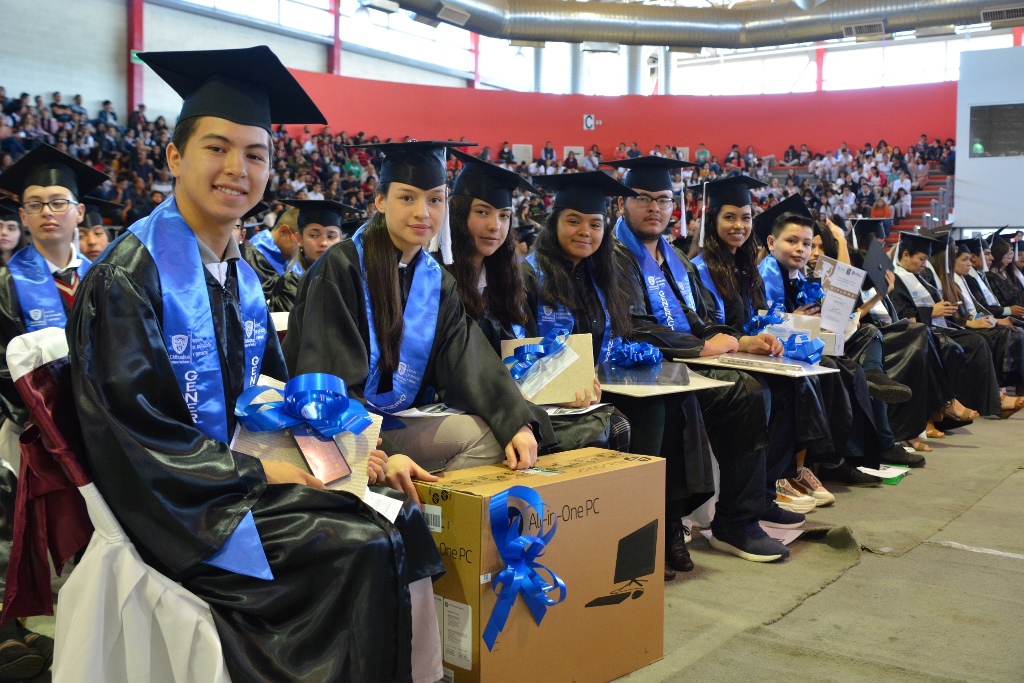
{"left": 0, "top": 621, "right": 44, "bottom": 680}
{"left": 818, "top": 462, "right": 883, "bottom": 486}
{"left": 664, "top": 563, "right": 677, "bottom": 581}
{"left": 881, "top": 444, "right": 925, "bottom": 468}
{"left": 15, "top": 622, "right": 53, "bottom": 671}
{"left": 865, "top": 370, "right": 912, "bottom": 405}
{"left": 666, "top": 518, "right": 695, "bottom": 572}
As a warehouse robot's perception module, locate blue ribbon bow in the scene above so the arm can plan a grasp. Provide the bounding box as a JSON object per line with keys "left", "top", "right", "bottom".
{"left": 503, "top": 329, "right": 570, "bottom": 381}
{"left": 482, "top": 486, "right": 567, "bottom": 651}
{"left": 796, "top": 280, "right": 824, "bottom": 307}
{"left": 782, "top": 333, "right": 825, "bottom": 365}
{"left": 608, "top": 338, "right": 664, "bottom": 367}
{"left": 234, "top": 373, "right": 373, "bottom": 438}
{"left": 743, "top": 301, "right": 787, "bottom": 336}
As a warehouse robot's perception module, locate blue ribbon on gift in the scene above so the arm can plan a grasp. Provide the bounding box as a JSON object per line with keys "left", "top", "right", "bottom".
{"left": 608, "top": 338, "right": 663, "bottom": 367}
{"left": 782, "top": 333, "right": 825, "bottom": 365}
{"left": 502, "top": 329, "right": 570, "bottom": 381}
{"left": 796, "top": 280, "right": 824, "bottom": 307}
{"left": 482, "top": 486, "right": 567, "bottom": 651}
{"left": 234, "top": 373, "right": 373, "bottom": 438}
{"left": 743, "top": 301, "right": 787, "bottom": 336}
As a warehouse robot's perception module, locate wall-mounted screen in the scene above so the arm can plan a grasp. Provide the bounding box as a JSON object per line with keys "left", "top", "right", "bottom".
{"left": 969, "top": 103, "right": 1024, "bottom": 158}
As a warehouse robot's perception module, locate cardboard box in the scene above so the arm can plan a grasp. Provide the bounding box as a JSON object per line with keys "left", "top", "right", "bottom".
{"left": 500, "top": 334, "right": 595, "bottom": 405}
{"left": 415, "top": 449, "right": 665, "bottom": 683}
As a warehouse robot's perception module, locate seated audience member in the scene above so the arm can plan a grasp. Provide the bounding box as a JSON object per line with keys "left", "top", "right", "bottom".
{"left": 0, "top": 198, "right": 26, "bottom": 265}
{"left": 67, "top": 47, "right": 443, "bottom": 683}
{"left": 284, "top": 140, "right": 543, "bottom": 488}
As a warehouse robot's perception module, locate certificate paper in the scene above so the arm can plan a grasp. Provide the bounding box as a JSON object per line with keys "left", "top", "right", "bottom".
{"left": 815, "top": 256, "right": 867, "bottom": 333}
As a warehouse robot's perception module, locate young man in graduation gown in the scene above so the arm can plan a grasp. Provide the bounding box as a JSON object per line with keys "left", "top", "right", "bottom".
{"left": 890, "top": 232, "right": 1001, "bottom": 417}
{"left": 236, "top": 202, "right": 281, "bottom": 284}
{"left": 264, "top": 199, "right": 357, "bottom": 312}
{"left": 607, "top": 157, "right": 796, "bottom": 566}
{"left": 67, "top": 47, "right": 442, "bottom": 683}
{"left": 0, "top": 143, "right": 98, "bottom": 676}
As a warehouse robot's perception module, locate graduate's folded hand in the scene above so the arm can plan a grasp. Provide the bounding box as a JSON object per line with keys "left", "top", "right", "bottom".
{"left": 738, "top": 333, "right": 780, "bottom": 356}
{"left": 263, "top": 461, "right": 326, "bottom": 489}
{"left": 505, "top": 426, "right": 538, "bottom": 470}
{"left": 966, "top": 317, "right": 995, "bottom": 329}
{"left": 700, "top": 333, "right": 739, "bottom": 357}
{"left": 367, "top": 443, "right": 389, "bottom": 485}
{"left": 383, "top": 454, "right": 438, "bottom": 505}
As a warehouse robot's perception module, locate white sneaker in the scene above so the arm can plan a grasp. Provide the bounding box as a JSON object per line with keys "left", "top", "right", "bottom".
{"left": 792, "top": 467, "right": 836, "bottom": 506}
{"left": 776, "top": 479, "right": 817, "bottom": 513}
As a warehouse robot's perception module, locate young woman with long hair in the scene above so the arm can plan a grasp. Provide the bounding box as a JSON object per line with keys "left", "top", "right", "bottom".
{"left": 0, "top": 200, "right": 26, "bottom": 266}
{"left": 985, "top": 233, "right": 1024, "bottom": 309}
{"left": 284, "top": 142, "right": 542, "bottom": 499}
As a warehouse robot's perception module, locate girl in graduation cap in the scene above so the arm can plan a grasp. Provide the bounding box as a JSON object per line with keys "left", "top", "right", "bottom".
{"left": 522, "top": 171, "right": 718, "bottom": 575}
{"left": 284, "top": 141, "right": 543, "bottom": 488}
{"left": 263, "top": 199, "right": 356, "bottom": 312}
{"left": 984, "top": 231, "right": 1024, "bottom": 311}
{"left": 69, "top": 48, "right": 443, "bottom": 683}
{"left": 0, "top": 198, "right": 26, "bottom": 266}
{"left": 890, "top": 232, "right": 1003, "bottom": 419}
{"left": 441, "top": 151, "right": 629, "bottom": 453}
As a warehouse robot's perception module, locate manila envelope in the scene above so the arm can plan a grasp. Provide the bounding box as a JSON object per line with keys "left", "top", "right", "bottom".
{"left": 501, "top": 333, "right": 596, "bottom": 406}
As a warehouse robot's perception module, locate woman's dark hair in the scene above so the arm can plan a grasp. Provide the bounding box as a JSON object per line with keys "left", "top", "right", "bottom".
{"left": 447, "top": 194, "right": 527, "bottom": 329}
{"left": 362, "top": 182, "right": 405, "bottom": 377}
{"left": 533, "top": 208, "right": 632, "bottom": 338}
{"left": 991, "top": 240, "right": 1012, "bottom": 279}
{"left": 816, "top": 221, "right": 840, "bottom": 259}
{"left": 691, "top": 204, "right": 767, "bottom": 311}
{"left": 932, "top": 248, "right": 961, "bottom": 307}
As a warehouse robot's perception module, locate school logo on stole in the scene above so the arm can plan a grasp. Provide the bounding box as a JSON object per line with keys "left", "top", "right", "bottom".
{"left": 29, "top": 309, "right": 43, "bottom": 322}
{"left": 172, "top": 334, "right": 189, "bottom": 355}
{"left": 648, "top": 275, "right": 658, "bottom": 286}
{"left": 397, "top": 361, "right": 407, "bottom": 376}
{"left": 245, "top": 320, "right": 254, "bottom": 338}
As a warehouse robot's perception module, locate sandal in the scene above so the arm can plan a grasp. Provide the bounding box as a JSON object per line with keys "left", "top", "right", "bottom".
{"left": 925, "top": 422, "right": 945, "bottom": 439}
{"left": 908, "top": 439, "right": 933, "bottom": 452}
{"left": 943, "top": 404, "right": 978, "bottom": 422}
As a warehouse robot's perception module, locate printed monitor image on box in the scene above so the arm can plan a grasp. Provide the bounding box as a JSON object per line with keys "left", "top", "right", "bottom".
{"left": 415, "top": 449, "right": 666, "bottom": 683}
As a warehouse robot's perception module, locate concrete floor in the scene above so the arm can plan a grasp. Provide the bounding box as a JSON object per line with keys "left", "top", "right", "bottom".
{"left": 622, "top": 411, "right": 1024, "bottom": 683}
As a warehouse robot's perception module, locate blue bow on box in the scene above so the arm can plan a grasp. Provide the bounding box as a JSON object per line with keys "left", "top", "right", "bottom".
{"left": 482, "top": 486, "right": 567, "bottom": 651}
{"left": 609, "top": 338, "right": 663, "bottom": 367}
{"left": 235, "top": 373, "right": 373, "bottom": 438}
{"left": 796, "top": 280, "right": 824, "bottom": 307}
{"left": 503, "top": 329, "right": 570, "bottom": 381}
{"left": 743, "top": 301, "right": 787, "bottom": 336}
{"left": 782, "top": 333, "right": 825, "bottom": 365}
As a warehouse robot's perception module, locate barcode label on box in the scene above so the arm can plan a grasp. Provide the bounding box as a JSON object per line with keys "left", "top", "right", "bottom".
{"left": 441, "top": 668, "right": 455, "bottom": 683}
{"left": 480, "top": 572, "right": 492, "bottom": 585}
{"left": 423, "top": 504, "right": 442, "bottom": 533}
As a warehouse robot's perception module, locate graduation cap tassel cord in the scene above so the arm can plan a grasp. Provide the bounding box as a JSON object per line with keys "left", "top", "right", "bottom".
{"left": 698, "top": 182, "right": 707, "bottom": 249}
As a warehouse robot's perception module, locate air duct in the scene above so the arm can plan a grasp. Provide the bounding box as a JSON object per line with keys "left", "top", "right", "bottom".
{"left": 390, "top": 0, "right": 1016, "bottom": 49}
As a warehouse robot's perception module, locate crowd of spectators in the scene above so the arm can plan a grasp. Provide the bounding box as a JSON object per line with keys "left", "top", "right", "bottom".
{"left": 0, "top": 84, "right": 956, "bottom": 243}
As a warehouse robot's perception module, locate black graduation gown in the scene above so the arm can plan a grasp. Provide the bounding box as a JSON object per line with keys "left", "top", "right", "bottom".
{"left": 986, "top": 270, "right": 1024, "bottom": 308}
{"left": 264, "top": 251, "right": 313, "bottom": 313}
{"left": 612, "top": 241, "right": 770, "bottom": 459}
{"left": 239, "top": 240, "right": 280, "bottom": 285}
{"left": 890, "top": 272, "right": 1001, "bottom": 416}
{"left": 68, "top": 234, "right": 440, "bottom": 683}
{"left": 283, "top": 239, "right": 538, "bottom": 454}
{"left": 951, "top": 277, "right": 1024, "bottom": 388}
{"left": 521, "top": 255, "right": 715, "bottom": 517}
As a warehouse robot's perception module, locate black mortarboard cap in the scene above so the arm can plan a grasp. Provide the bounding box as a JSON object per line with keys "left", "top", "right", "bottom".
{"left": 341, "top": 218, "right": 364, "bottom": 236}
{"left": 533, "top": 171, "right": 637, "bottom": 215}
{"left": 285, "top": 199, "right": 359, "bottom": 230}
{"left": 988, "top": 227, "right": 1010, "bottom": 248}
{"left": 81, "top": 196, "right": 120, "bottom": 229}
{"left": 137, "top": 46, "right": 326, "bottom": 132}
{"left": 242, "top": 201, "right": 269, "bottom": 223}
{"left": 862, "top": 237, "right": 895, "bottom": 294}
{"left": 752, "top": 193, "right": 812, "bottom": 244}
{"left": 955, "top": 237, "right": 984, "bottom": 256}
{"left": 450, "top": 149, "right": 536, "bottom": 209}
{"left": 356, "top": 141, "right": 475, "bottom": 191}
{"left": 0, "top": 197, "right": 21, "bottom": 222}
{"left": 853, "top": 218, "right": 889, "bottom": 244}
{"left": 603, "top": 156, "right": 697, "bottom": 193}
{"left": 899, "top": 231, "right": 942, "bottom": 257}
{"left": 703, "top": 175, "right": 767, "bottom": 210}
{"left": 0, "top": 143, "right": 109, "bottom": 199}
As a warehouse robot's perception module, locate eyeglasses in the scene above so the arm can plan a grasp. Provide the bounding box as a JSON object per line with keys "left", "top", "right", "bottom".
{"left": 631, "top": 196, "right": 674, "bottom": 209}
{"left": 21, "top": 199, "right": 79, "bottom": 214}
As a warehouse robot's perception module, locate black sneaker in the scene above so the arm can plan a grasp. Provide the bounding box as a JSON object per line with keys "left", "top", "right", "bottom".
{"left": 865, "top": 370, "right": 912, "bottom": 405}
{"left": 666, "top": 518, "right": 695, "bottom": 572}
{"left": 0, "top": 621, "right": 44, "bottom": 680}
{"left": 819, "top": 462, "right": 883, "bottom": 486}
{"left": 709, "top": 522, "right": 790, "bottom": 562}
{"left": 761, "top": 503, "right": 806, "bottom": 529}
{"left": 664, "top": 563, "right": 677, "bottom": 581}
{"left": 15, "top": 622, "right": 53, "bottom": 671}
{"left": 881, "top": 444, "right": 926, "bottom": 468}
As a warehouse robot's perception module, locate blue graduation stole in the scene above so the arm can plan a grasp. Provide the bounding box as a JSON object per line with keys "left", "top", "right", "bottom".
{"left": 7, "top": 245, "right": 90, "bottom": 331}
{"left": 691, "top": 253, "right": 726, "bottom": 325}
{"left": 614, "top": 217, "right": 693, "bottom": 333}
{"left": 757, "top": 254, "right": 787, "bottom": 309}
{"left": 249, "top": 228, "right": 289, "bottom": 276}
{"left": 352, "top": 228, "right": 441, "bottom": 414}
{"left": 526, "top": 253, "right": 614, "bottom": 363}
{"left": 130, "top": 197, "right": 272, "bottom": 580}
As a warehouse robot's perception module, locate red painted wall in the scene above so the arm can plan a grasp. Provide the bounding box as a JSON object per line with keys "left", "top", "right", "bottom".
{"left": 290, "top": 69, "right": 957, "bottom": 162}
